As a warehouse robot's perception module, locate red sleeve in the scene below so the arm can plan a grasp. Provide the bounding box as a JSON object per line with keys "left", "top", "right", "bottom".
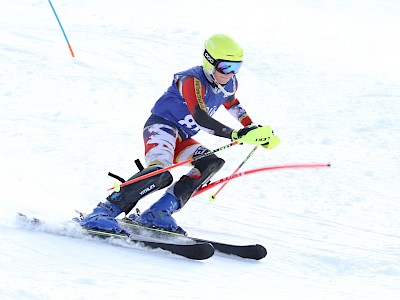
{"left": 223, "top": 98, "right": 240, "bottom": 110}
{"left": 180, "top": 77, "right": 206, "bottom": 115}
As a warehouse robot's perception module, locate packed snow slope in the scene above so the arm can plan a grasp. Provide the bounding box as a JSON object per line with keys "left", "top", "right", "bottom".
{"left": 1, "top": 0, "right": 399, "bottom": 299}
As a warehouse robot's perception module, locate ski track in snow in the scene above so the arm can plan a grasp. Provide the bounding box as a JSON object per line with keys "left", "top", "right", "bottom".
{"left": 1, "top": 0, "right": 400, "bottom": 299}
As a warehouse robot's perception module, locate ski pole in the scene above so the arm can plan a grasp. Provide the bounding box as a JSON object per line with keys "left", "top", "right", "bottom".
{"left": 108, "top": 141, "right": 240, "bottom": 192}
{"left": 193, "top": 163, "right": 331, "bottom": 197}
{"left": 48, "top": 0, "right": 75, "bottom": 58}
{"left": 209, "top": 145, "right": 258, "bottom": 201}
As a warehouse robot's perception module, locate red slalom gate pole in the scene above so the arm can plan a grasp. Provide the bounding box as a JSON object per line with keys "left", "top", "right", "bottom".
{"left": 193, "top": 163, "right": 331, "bottom": 198}
{"left": 108, "top": 141, "right": 240, "bottom": 191}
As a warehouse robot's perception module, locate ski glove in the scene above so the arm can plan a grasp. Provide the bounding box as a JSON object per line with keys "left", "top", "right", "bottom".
{"left": 261, "top": 134, "right": 281, "bottom": 149}
{"left": 231, "top": 125, "right": 281, "bottom": 149}
{"left": 231, "top": 125, "right": 275, "bottom": 146}
{"left": 253, "top": 124, "right": 281, "bottom": 149}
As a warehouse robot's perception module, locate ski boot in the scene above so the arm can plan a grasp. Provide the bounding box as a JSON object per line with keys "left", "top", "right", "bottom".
{"left": 77, "top": 201, "right": 126, "bottom": 234}
{"left": 133, "top": 192, "right": 187, "bottom": 235}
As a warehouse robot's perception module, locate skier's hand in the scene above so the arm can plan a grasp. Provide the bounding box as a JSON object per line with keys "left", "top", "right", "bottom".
{"left": 231, "top": 125, "right": 274, "bottom": 146}
{"left": 231, "top": 124, "right": 258, "bottom": 142}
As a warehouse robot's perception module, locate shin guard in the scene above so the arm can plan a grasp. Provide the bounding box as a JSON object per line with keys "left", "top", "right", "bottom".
{"left": 173, "top": 154, "right": 225, "bottom": 208}
{"left": 107, "top": 166, "right": 173, "bottom": 214}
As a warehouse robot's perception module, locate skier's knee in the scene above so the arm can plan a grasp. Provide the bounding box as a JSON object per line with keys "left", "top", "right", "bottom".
{"left": 174, "top": 155, "right": 225, "bottom": 207}
{"left": 192, "top": 153, "right": 225, "bottom": 174}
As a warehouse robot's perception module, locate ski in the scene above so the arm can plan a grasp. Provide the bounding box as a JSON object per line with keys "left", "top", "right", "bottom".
{"left": 118, "top": 217, "right": 267, "bottom": 260}
{"left": 17, "top": 213, "right": 214, "bottom": 260}
{"left": 191, "top": 238, "right": 266, "bottom": 260}
{"left": 86, "top": 229, "right": 214, "bottom": 260}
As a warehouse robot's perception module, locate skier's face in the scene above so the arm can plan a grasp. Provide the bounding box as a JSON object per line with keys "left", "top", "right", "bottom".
{"left": 213, "top": 70, "right": 234, "bottom": 85}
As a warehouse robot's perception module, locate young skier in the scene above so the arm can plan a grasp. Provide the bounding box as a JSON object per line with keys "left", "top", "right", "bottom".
{"left": 79, "top": 33, "right": 280, "bottom": 235}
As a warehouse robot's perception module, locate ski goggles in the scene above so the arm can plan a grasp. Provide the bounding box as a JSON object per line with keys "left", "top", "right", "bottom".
{"left": 204, "top": 49, "right": 242, "bottom": 74}
{"left": 215, "top": 60, "right": 242, "bottom": 74}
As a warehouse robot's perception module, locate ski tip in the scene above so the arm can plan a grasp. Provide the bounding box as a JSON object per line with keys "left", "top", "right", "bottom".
{"left": 190, "top": 243, "right": 215, "bottom": 260}
{"left": 253, "top": 244, "right": 267, "bottom": 260}
{"left": 17, "top": 212, "right": 42, "bottom": 225}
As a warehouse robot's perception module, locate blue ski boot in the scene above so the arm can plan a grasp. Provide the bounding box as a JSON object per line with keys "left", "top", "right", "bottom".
{"left": 78, "top": 201, "right": 127, "bottom": 235}
{"left": 134, "top": 192, "right": 186, "bottom": 235}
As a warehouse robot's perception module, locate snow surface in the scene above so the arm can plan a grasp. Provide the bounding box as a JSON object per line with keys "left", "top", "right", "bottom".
{"left": 1, "top": 0, "right": 400, "bottom": 299}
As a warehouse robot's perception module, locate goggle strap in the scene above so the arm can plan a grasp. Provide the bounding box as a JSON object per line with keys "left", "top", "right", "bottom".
{"left": 204, "top": 49, "right": 216, "bottom": 67}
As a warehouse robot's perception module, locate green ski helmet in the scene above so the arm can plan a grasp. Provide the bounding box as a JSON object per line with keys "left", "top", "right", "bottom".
{"left": 202, "top": 34, "right": 243, "bottom": 77}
